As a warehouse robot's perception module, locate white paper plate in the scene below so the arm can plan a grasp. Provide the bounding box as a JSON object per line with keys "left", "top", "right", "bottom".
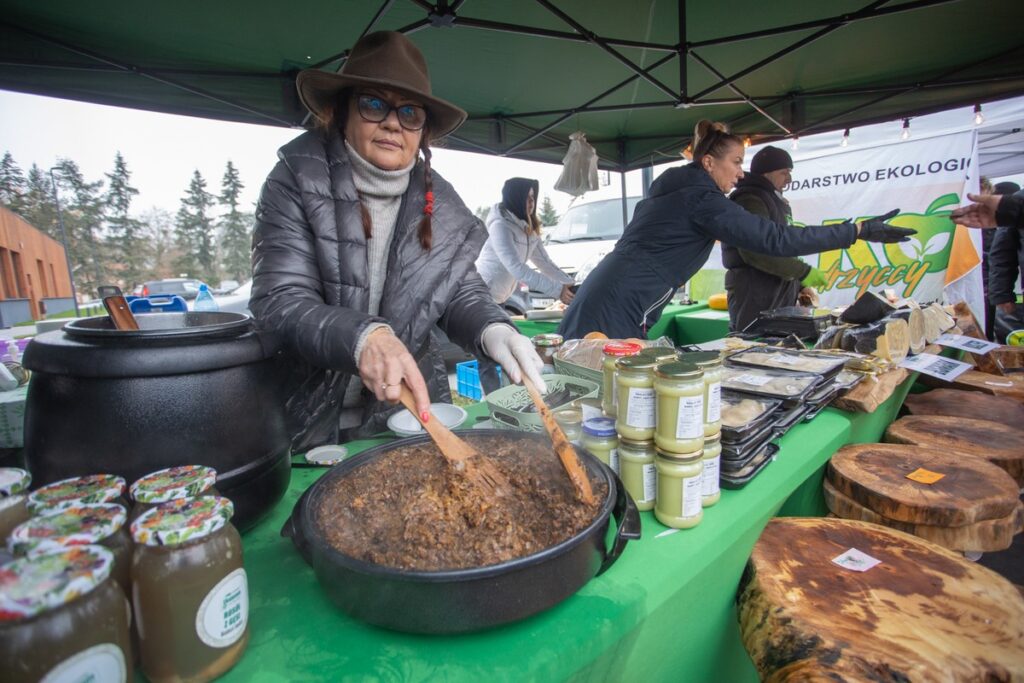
{"left": 305, "top": 444, "right": 349, "bottom": 466}
{"left": 387, "top": 403, "right": 468, "bottom": 437}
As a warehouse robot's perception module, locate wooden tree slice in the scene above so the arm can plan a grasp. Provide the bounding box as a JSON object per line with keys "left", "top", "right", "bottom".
{"left": 823, "top": 478, "right": 1023, "bottom": 552}
{"left": 831, "top": 367, "right": 908, "bottom": 413}
{"left": 919, "top": 369, "right": 1024, "bottom": 402}
{"left": 903, "top": 388, "right": 1024, "bottom": 428}
{"left": 827, "top": 443, "right": 1019, "bottom": 526}
{"left": 738, "top": 518, "right": 1024, "bottom": 683}
{"left": 885, "top": 415, "right": 1024, "bottom": 486}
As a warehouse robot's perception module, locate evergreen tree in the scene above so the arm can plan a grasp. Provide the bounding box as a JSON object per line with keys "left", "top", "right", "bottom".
{"left": 138, "top": 207, "right": 176, "bottom": 279}
{"left": 538, "top": 195, "right": 559, "bottom": 226}
{"left": 104, "top": 152, "right": 146, "bottom": 290}
{"left": 174, "top": 170, "right": 217, "bottom": 284}
{"left": 0, "top": 152, "right": 27, "bottom": 214}
{"left": 21, "top": 164, "right": 60, "bottom": 236}
{"left": 53, "top": 159, "right": 107, "bottom": 299}
{"left": 217, "top": 161, "right": 252, "bottom": 283}
{"left": 474, "top": 205, "right": 490, "bottom": 221}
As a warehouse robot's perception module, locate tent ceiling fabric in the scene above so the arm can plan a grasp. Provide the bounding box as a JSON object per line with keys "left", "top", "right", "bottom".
{"left": 1, "top": 0, "right": 1023, "bottom": 170}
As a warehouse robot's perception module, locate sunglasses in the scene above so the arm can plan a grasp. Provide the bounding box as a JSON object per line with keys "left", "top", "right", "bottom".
{"left": 356, "top": 94, "right": 427, "bottom": 131}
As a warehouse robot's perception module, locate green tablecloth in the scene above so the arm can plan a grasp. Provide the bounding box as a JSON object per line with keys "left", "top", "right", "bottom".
{"left": 669, "top": 306, "right": 732, "bottom": 346}
{"left": 513, "top": 301, "right": 709, "bottom": 342}
{"left": 202, "top": 375, "right": 913, "bottom": 683}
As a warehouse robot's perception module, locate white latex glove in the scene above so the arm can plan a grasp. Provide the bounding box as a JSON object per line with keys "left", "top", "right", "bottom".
{"left": 481, "top": 323, "right": 547, "bottom": 393}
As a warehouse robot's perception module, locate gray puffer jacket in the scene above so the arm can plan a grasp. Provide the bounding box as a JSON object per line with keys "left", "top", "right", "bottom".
{"left": 250, "top": 129, "right": 509, "bottom": 451}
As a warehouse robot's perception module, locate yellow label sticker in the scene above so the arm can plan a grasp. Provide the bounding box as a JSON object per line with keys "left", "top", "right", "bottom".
{"left": 906, "top": 468, "right": 944, "bottom": 484}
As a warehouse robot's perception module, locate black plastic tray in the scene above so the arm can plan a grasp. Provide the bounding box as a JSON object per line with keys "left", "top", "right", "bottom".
{"left": 721, "top": 443, "right": 780, "bottom": 488}
{"left": 719, "top": 391, "right": 783, "bottom": 442}
{"left": 721, "top": 421, "right": 778, "bottom": 460}
{"left": 720, "top": 365, "right": 824, "bottom": 402}
{"left": 726, "top": 347, "right": 847, "bottom": 381}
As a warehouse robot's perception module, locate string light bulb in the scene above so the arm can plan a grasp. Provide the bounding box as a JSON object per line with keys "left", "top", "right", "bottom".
{"left": 840, "top": 128, "right": 850, "bottom": 148}
{"left": 974, "top": 103, "right": 984, "bottom": 126}
{"left": 681, "top": 144, "right": 693, "bottom": 160}
{"left": 791, "top": 136, "right": 799, "bottom": 151}
{"left": 900, "top": 118, "right": 911, "bottom": 141}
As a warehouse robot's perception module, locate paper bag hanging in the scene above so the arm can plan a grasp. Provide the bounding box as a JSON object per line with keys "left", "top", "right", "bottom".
{"left": 554, "top": 131, "right": 599, "bottom": 197}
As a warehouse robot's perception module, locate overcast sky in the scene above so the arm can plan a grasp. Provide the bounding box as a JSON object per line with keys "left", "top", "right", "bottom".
{"left": 0, "top": 90, "right": 647, "bottom": 219}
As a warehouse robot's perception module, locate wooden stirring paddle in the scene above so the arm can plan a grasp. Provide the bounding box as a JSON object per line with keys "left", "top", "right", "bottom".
{"left": 522, "top": 376, "right": 595, "bottom": 505}
{"left": 97, "top": 285, "right": 139, "bottom": 331}
{"left": 398, "top": 384, "right": 510, "bottom": 496}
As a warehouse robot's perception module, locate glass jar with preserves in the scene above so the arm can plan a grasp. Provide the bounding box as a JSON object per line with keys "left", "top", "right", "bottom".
{"left": 576, "top": 397, "right": 603, "bottom": 423}
{"left": 552, "top": 409, "right": 583, "bottom": 445}
{"left": 678, "top": 351, "right": 723, "bottom": 436}
{"left": 531, "top": 333, "right": 564, "bottom": 374}
{"left": 0, "top": 467, "right": 32, "bottom": 542}
{"left": 653, "top": 361, "right": 705, "bottom": 454}
{"left": 27, "top": 474, "right": 127, "bottom": 517}
{"left": 701, "top": 433, "right": 722, "bottom": 508}
{"left": 131, "top": 496, "right": 248, "bottom": 683}
{"left": 618, "top": 438, "right": 656, "bottom": 511}
{"left": 615, "top": 355, "right": 659, "bottom": 441}
{"left": 129, "top": 465, "right": 218, "bottom": 522}
{"left": 655, "top": 448, "right": 704, "bottom": 529}
{"left": 601, "top": 341, "right": 643, "bottom": 416}
{"left": 9, "top": 503, "right": 132, "bottom": 595}
{"left": 0, "top": 545, "right": 132, "bottom": 683}
{"left": 581, "top": 417, "right": 619, "bottom": 474}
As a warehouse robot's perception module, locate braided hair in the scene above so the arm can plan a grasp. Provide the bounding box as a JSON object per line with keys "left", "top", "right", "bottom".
{"left": 418, "top": 134, "right": 434, "bottom": 251}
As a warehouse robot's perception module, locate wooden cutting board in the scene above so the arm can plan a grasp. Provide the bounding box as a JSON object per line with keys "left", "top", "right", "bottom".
{"left": 919, "top": 369, "right": 1024, "bottom": 402}
{"left": 831, "top": 367, "right": 908, "bottom": 413}
{"left": 827, "top": 443, "right": 1019, "bottom": 526}
{"left": 885, "top": 414, "right": 1024, "bottom": 486}
{"left": 737, "top": 518, "right": 1024, "bottom": 683}
{"left": 903, "top": 388, "right": 1024, "bottom": 428}
{"left": 823, "top": 478, "right": 1023, "bottom": 552}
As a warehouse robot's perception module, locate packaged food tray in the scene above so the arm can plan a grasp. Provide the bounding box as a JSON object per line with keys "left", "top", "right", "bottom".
{"left": 720, "top": 365, "right": 823, "bottom": 402}
{"left": 485, "top": 374, "right": 600, "bottom": 432}
{"left": 726, "top": 347, "right": 847, "bottom": 380}
{"left": 720, "top": 443, "right": 779, "bottom": 489}
{"left": 720, "top": 391, "right": 782, "bottom": 443}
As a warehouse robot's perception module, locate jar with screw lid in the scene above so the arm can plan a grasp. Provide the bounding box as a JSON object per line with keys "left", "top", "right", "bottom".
{"left": 678, "top": 351, "right": 723, "bottom": 436}
{"left": 654, "top": 448, "right": 704, "bottom": 529}
{"left": 653, "top": 361, "right": 705, "bottom": 454}
{"left": 618, "top": 438, "right": 656, "bottom": 511}
{"left": 615, "top": 354, "right": 659, "bottom": 441}
{"left": 601, "top": 342, "right": 642, "bottom": 417}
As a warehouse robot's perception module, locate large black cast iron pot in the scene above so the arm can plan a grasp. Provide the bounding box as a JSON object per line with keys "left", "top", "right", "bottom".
{"left": 281, "top": 429, "right": 641, "bottom": 634}
{"left": 22, "top": 312, "right": 290, "bottom": 530}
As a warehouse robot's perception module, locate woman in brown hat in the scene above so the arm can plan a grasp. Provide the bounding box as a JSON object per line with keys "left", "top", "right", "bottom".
{"left": 250, "top": 31, "right": 545, "bottom": 450}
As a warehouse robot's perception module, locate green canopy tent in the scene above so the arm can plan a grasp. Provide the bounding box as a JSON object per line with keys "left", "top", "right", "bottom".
{"left": 2, "top": 0, "right": 1023, "bottom": 173}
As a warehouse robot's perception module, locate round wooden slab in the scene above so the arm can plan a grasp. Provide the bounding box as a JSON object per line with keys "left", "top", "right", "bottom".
{"left": 738, "top": 518, "right": 1024, "bottom": 682}
{"left": 920, "top": 369, "right": 1024, "bottom": 402}
{"left": 823, "top": 478, "right": 1024, "bottom": 552}
{"left": 827, "top": 443, "right": 1019, "bottom": 526}
{"left": 885, "top": 414, "right": 1024, "bottom": 486}
{"left": 902, "top": 388, "right": 1024, "bottom": 428}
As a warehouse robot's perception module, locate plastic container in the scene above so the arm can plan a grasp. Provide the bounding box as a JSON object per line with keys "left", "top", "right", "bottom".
{"left": 581, "top": 417, "right": 619, "bottom": 473}
{"left": 27, "top": 474, "right": 128, "bottom": 517}
{"left": 654, "top": 448, "right": 704, "bottom": 529}
{"left": 720, "top": 392, "right": 782, "bottom": 443}
{"left": 129, "top": 465, "right": 219, "bottom": 521}
{"left": 726, "top": 347, "right": 846, "bottom": 379}
{"left": 0, "top": 467, "right": 31, "bottom": 544}
{"left": 485, "top": 374, "right": 598, "bottom": 432}
{"left": 131, "top": 496, "right": 248, "bottom": 683}
{"left": 618, "top": 438, "right": 656, "bottom": 511}
{"left": 531, "top": 334, "right": 563, "bottom": 374}
{"left": 701, "top": 434, "right": 721, "bottom": 508}
{"left": 678, "top": 351, "right": 723, "bottom": 437}
{"left": 720, "top": 365, "right": 822, "bottom": 402}
{"left": 653, "top": 361, "right": 705, "bottom": 454}
{"left": 600, "top": 342, "right": 643, "bottom": 417}
{"left": 193, "top": 284, "right": 219, "bottom": 312}
{"left": 0, "top": 546, "right": 132, "bottom": 683}
{"left": 615, "top": 355, "right": 659, "bottom": 441}
{"left": 576, "top": 397, "right": 603, "bottom": 422}
{"left": 455, "top": 360, "right": 502, "bottom": 401}
{"left": 721, "top": 442, "right": 779, "bottom": 488}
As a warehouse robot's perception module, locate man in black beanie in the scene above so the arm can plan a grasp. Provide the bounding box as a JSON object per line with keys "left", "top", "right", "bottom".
{"left": 722, "top": 145, "right": 828, "bottom": 332}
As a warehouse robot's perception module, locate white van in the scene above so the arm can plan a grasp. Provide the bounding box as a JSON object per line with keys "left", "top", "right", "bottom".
{"left": 542, "top": 196, "right": 641, "bottom": 291}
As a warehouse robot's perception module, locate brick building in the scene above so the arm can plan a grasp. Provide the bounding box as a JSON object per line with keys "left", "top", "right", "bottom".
{"left": 0, "top": 206, "right": 74, "bottom": 323}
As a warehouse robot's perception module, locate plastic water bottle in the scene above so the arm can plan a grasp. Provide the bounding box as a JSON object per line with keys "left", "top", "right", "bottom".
{"left": 194, "top": 284, "right": 219, "bottom": 312}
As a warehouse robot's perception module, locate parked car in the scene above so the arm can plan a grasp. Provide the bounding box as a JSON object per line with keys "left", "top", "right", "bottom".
{"left": 141, "top": 278, "right": 208, "bottom": 300}
{"left": 214, "top": 280, "right": 253, "bottom": 315}
{"left": 542, "top": 196, "right": 641, "bottom": 282}
{"left": 213, "top": 279, "right": 241, "bottom": 295}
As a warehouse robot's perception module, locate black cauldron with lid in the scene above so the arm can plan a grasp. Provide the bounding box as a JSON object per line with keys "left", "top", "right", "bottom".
{"left": 22, "top": 312, "right": 290, "bottom": 530}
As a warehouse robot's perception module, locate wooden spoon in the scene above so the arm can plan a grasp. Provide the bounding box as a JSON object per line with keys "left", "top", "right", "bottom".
{"left": 397, "top": 384, "right": 510, "bottom": 496}
{"left": 522, "top": 376, "right": 596, "bottom": 505}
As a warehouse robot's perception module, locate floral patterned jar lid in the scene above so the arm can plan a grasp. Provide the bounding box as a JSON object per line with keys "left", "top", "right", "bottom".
{"left": 0, "top": 545, "right": 114, "bottom": 621}
{"left": 131, "top": 496, "right": 234, "bottom": 547}
{"left": 130, "top": 465, "right": 217, "bottom": 504}
{"left": 9, "top": 504, "right": 127, "bottom": 557}
{"left": 0, "top": 467, "right": 31, "bottom": 496}
{"left": 27, "top": 474, "right": 126, "bottom": 516}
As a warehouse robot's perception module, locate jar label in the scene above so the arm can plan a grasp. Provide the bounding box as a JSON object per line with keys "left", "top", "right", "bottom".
{"left": 581, "top": 402, "right": 603, "bottom": 423}
{"left": 196, "top": 568, "right": 249, "bottom": 648}
{"left": 702, "top": 455, "right": 720, "bottom": 497}
{"left": 41, "top": 643, "right": 127, "bottom": 683}
{"left": 642, "top": 463, "right": 656, "bottom": 503}
{"left": 682, "top": 475, "right": 702, "bottom": 518}
{"left": 707, "top": 382, "right": 721, "bottom": 423}
{"left": 609, "top": 448, "right": 619, "bottom": 474}
{"left": 674, "top": 395, "right": 703, "bottom": 439}
{"left": 625, "top": 387, "right": 655, "bottom": 429}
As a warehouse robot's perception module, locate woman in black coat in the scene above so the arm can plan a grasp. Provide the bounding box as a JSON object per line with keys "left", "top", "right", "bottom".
{"left": 559, "top": 120, "right": 914, "bottom": 340}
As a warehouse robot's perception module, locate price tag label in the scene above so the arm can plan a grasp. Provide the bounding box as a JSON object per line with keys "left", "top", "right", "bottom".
{"left": 832, "top": 548, "right": 881, "bottom": 572}
{"left": 936, "top": 334, "right": 1000, "bottom": 355}
{"left": 734, "top": 373, "right": 772, "bottom": 387}
{"left": 899, "top": 353, "right": 971, "bottom": 382}
{"left": 906, "top": 468, "right": 945, "bottom": 484}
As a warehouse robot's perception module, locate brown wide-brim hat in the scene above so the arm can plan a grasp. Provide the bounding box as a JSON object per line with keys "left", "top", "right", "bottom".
{"left": 297, "top": 31, "right": 467, "bottom": 140}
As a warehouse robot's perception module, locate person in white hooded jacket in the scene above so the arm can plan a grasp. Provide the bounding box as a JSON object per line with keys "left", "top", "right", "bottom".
{"left": 476, "top": 177, "right": 575, "bottom": 307}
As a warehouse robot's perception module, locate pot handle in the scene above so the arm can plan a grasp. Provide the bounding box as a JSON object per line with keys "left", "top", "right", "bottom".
{"left": 596, "top": 472, "right": 641, "bottom": 576}
{"left": 280, "top": 486, "right": 314, "bottom": 565}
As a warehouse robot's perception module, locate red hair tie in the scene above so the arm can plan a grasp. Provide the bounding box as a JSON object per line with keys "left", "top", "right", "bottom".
{"left": 424, "top": 191, "right": 435, "bottom": 216}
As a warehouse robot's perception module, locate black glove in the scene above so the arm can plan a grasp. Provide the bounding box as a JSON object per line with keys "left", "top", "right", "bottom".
{"left": 858, "top": 209, "right": 915, "bottom": 243}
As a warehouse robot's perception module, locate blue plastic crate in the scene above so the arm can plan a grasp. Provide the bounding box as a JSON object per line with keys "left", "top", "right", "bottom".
{"left": 455, "top": 360, "right": 501, "bottom": 401}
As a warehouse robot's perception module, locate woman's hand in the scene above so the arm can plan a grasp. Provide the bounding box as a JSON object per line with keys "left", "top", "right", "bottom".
{"left": 358, "top": 327, "right": 431, "bottom": 421}
{"left": 481, "top": 324, "right": 547, "bottom": 393}
{"left": 559, "top": 284, "right": 576, "bottom": 305}
{"left": 949, "top": 193, "right": 1001, "bottom": 228}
